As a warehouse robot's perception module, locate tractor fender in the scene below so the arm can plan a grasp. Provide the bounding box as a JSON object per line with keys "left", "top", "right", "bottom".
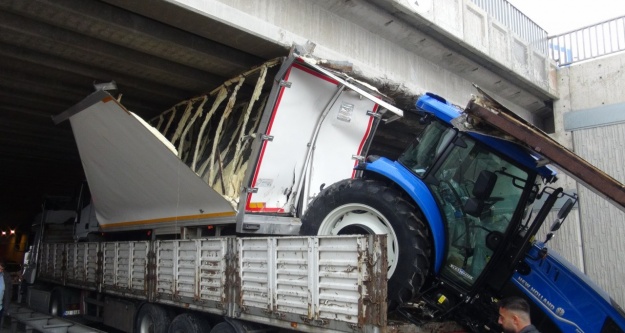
{"left": 364, "top": 157, "right": 445, "bottom": 273}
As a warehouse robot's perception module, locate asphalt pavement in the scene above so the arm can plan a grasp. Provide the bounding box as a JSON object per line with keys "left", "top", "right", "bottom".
{"left": 0, "top": 318, "right": 25, "bottom": 333}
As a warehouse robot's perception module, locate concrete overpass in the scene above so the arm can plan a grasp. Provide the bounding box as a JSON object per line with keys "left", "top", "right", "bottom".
{"left": 0, "top": 0, "right": 557, "bottom": 224}
{"left": 125, "top": 0, "right": 555, "bottom": 121}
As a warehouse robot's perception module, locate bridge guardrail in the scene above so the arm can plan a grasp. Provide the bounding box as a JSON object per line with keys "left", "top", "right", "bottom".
{"left": 549, "top": 15, "right": 625, "bottom": 66}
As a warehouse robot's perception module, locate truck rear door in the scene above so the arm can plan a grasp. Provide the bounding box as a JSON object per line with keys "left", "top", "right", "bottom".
{"left": 238, "top": 57, "right": 403, "bottom": 233}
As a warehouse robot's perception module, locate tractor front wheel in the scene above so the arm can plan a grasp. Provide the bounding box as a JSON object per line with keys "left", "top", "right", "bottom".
{"left": 300, "top": 178, "right": 431, "bottom": 308}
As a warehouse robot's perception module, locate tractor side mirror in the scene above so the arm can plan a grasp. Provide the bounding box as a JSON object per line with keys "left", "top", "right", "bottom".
{"left": 544, "top": 198, "right": 575, "bottom": 244}
{"left": 464, "top": 170, "right": 497, "bottom": 217}
{"left": 557, "top": 198, "right": 574, "bottom": 221}
{"left": 549, "top": 198, "right": 575, "bottom": 233}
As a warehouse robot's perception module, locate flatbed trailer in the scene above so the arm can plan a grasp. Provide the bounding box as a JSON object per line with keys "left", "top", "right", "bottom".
{"left": 25, "top": 232, "right": 467, "bottom": 333}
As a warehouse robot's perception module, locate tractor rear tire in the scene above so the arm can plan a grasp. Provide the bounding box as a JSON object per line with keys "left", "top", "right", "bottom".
{"left": 300, "top": 178, "right": 431, "bottom": 309}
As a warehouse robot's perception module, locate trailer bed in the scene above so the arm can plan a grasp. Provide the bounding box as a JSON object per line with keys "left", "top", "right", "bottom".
{"left": 35, "top": 235, "right": 388, "bottom": 332}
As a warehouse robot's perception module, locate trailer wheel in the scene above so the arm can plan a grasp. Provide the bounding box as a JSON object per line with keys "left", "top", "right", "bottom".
{"left": 135, "top": 304, "right": 172, "bottom": 333}
{"left": 168, "top": 313, "right": 211, "bottom": 333}
{"left": 300, "top": 178, "right": 431, "bottom": 308}
{"left": 49, "top": 290, "right": 65, "bottom": 316}
{"left": 210, "top": 322, "right": 236, "bottom": 333}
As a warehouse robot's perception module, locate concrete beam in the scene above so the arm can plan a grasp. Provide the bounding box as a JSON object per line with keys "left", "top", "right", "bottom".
{"left": 153, "top": 0, "right": 555, "bottom": 120}
{"left": 0, "top": 10, "right": 224, "bottom": 91}
{"left": 100, "top": 0, "right": 289, "bottom": 59}
{"left": 0, "top": 0, "right": 263, "bottom": 77}
{"left": 0, "top": 47, "right": 192, "bottom": 102}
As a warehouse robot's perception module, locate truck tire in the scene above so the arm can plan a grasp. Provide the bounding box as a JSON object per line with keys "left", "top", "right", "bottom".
{"left": 210, "top": 322, "right": 236, "bottom": 333}
{"left": 49, "top": 290, "right": 65, "bottom": 316}
{"left": 168, "top": 313, "right": 211, "bottom": 333}
{"left": 135, "top": 304, "right": 172, "bottom": 333}
{"left": 300, "top": 178, "right": 431, "bottom": 308}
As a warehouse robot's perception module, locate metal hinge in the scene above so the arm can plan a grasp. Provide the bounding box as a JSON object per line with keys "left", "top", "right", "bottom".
{"left": 245, "top": 187, "right": 258, "bottom": 193}
{"left": 314, "top": 319, "right": 328, "bottom": 326}
{"left": 383, "top": 114, "right": 402, "bottom": 123}
{"left": 279, "top": 80, "right": 292, "bottom": 88}
{"left": 366, "top": 110, "right": 381, "bottom": 118}
{"left": 261, "top": 134, "right": 274, "bottom": 141}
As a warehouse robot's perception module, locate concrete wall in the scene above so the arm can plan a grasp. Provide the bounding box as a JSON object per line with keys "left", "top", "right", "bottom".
{"left": 551, "top": 53, "right": 625, "bottom": 307}
{"left": 377, "top": 0, "right": 556, "bottom": 96}
{"left": 178, "top": 0, "right": 554, "bottom": 123}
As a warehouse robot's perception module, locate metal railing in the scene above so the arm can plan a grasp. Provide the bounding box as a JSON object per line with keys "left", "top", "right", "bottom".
{"left": 471, "top": 0, "right": 548, "bottom": 55}
{"left": 549, "top": 15, "right": 625, "bottom": 66}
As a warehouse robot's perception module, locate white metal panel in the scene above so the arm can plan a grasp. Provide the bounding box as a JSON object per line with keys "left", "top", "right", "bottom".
{"left": 102, "top": 241, "right": 149, "bottom": 295}
{"left": 238, "top": 238, "right": 273, "bottom": 310}
{"left": 60, "top": 91, "right": 236, "bottom": 231}
{"left": 59, "top": 242, "right": 99, "bottom": 289}
{"left": 246, "top": 64, "right": 340, "bottom": 214}
{"left": 117, "top": 243, "right": 131, "bottom": 290}
{"left": 39, "top": 243, "right": 55, "bottom": 280}
{"left": 246, "top": 63, "right": 381, "bottom": 214}
{"left": 130, "top": 242, "right": 148, "bottom": 292}
{"left": 41, "top": 243, "right": 65, "bottom": 282}
{"left": 197, "top": 238, "right": 229, "bottom": 303}
{"left": 75, "top": 243, "right": 88, "bottom": 283}
{"left": 175, "top": 240, "right": 198, "bottom": 300}
{"left": 102, "top": 243, "right": 117, "bottom": 287}
{"left": 274, "top": 237, "right": 310, "bottom": 316}
{"left": 307, "top": 88, "right": 377, "bottom": 200}
{"left": 38, "top": 244, "right": 49, "bottom": 278}
{"left": 238, "top": 236, "right": 370, "bottom": 324}
{"left": 155, "top": 241, "right": 175, "bottom": 296}
{"left": 66, "top": 243, "right": 78, "bottom": 282}
{"left": 155, "top": 238, "right": 229, "bottom": 303}
{"left": 85, "top": 243, "right": 100, "bottom": 285}
{"left": 316, "top": 237, "right": 364, "bottom": 323}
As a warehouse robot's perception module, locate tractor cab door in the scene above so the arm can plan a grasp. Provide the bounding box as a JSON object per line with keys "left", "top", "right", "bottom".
{"left": 421, "top": 133, "right": 533, "bottom": 290}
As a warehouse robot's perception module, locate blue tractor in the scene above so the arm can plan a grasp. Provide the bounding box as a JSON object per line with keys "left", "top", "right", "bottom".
{"left": 301, "top": 91, "right": 625, "bottom": 332}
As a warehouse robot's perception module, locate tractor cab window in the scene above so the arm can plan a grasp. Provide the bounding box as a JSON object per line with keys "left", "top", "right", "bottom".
{"left": 428, "top": 136, "right": 529, "bottom": 289}
{"left": 399, "top": 120, "right": 456, "bottom": 177}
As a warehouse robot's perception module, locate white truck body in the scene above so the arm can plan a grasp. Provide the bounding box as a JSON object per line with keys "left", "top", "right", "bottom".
{"left": 52, "top": 56, "right": 402, "bottom": 236}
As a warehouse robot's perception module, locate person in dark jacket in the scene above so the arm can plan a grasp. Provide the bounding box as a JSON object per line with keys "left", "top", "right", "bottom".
{"left": 0, "top": 260, "right": 13, "bottom": 327}
{"left": 498, "top": 297, "right": 541, "bottom": 333}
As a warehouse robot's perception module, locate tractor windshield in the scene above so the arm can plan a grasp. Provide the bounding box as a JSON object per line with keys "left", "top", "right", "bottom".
{"left": 398, "top": 120, "right": 455, "bottom": 176}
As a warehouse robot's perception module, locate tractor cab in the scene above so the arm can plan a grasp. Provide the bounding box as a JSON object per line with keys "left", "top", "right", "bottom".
{"left": 395, "top": 93, "right": 572, "bottom": 319}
